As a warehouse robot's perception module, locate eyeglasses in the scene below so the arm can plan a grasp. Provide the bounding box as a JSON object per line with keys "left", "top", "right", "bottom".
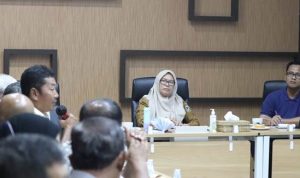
{"left": 286, "top": 71, "right": 300, "bottom": 79}
{"left": 160, "top": 79, "right": 175, "bottom": 86}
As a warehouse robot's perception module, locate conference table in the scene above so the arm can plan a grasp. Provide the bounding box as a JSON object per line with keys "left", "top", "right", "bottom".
{"left": 146, "top": 127, "right": 300, "bottom": 178}
{"left": 259, "top": 129, "right": 300, "bottom": 178}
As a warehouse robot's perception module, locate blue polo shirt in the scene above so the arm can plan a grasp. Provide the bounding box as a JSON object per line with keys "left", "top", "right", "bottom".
{"left": 261, "top": 88, "right": 300, "bottom": 119}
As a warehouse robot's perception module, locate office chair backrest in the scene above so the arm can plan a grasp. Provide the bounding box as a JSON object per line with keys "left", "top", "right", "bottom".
{"left": 262, "top": 80, "right": 287, "bottom": 100}
{"left": 131, "top": 77, "right": 189, "bottom": 126}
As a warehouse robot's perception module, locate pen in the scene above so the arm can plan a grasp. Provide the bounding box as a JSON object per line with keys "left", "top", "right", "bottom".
{"left": 274, "top": 110, "right": 282, "bottom": 124}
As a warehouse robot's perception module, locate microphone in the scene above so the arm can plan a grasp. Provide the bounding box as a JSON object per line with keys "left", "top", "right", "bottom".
{"left": 56, "top": 105, "right": 69, "bottom": 120}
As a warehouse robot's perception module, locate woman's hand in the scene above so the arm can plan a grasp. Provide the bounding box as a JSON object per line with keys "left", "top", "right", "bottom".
{"left": 170, "top": 118, "right": 182, "bottom": 126}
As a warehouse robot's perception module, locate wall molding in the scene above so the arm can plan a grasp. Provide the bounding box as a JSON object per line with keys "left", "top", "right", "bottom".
{"left": 188, "top": 0, "right": 239, "bottom": 21}
{"left": 119, "top": 50, "right": 298, "bottom": 103}
{"left": 3, "top": 49, "right": 58, "bottom": 79}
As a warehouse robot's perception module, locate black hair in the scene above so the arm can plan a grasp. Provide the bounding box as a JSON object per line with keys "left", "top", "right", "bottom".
{"left": 70, "top": 117, "right": 124, "bottom": 170}
{"left": 286, "top": 59, "right": 300, "bottom": 72}
{"left": 20, "top": 65, "right": 55, "bottom": 97}
{"left": 3, "top": 81, "right": 21, "bottom": 96}
{"left": 79, "top": 98, "right": 122, "bottom": 125}
{"left": 0, "top": 134, "right": 65, "bottom": 178}
{"left": 0, "top": 113, "right": 60, "bottom": 139}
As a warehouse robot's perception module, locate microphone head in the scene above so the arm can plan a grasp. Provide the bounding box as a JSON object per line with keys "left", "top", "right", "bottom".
{"left": 56, "top": 105, "right": 67, "bottom": 116}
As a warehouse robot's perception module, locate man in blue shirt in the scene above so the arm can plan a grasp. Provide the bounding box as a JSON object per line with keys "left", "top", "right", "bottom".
{"left": 260, "top": 61, "right": 300, "bottom": 127}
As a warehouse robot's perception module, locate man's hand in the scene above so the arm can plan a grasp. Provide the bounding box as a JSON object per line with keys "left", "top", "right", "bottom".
{"left": 123, "top": 128, "right": 149, "bottom": 178}
{"left": 59, "top": 113, "right": 79, "bottom": 143}
{"left": 270, "top": 115, "right": 282, "bottom": 126}
{"left": 59, "top": 113, "right": 78, "bottom": 129}
{"left": 261, "top": 114, "right": 281, "bottom": 126}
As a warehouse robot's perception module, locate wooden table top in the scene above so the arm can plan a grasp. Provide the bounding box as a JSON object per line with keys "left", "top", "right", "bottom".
{"left": 146, "top": 128, "right": 300, "bottom": 138}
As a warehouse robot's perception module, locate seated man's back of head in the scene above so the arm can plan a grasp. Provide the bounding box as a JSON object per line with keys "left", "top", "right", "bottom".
{"left": 70, "top": 117, "right": 125, "bottom": 178}
{"left": 0, "top": 93, "right": 34, "bottom": 123}
{"left": 0, "top": 134, "right": 67, "bottom": 178}
{"left": 79, "top": 98, "right": 122, "bottom": 125}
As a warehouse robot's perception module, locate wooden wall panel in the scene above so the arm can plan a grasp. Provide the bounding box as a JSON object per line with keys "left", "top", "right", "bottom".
{"left": 0, "top": 0, "right": 298, "bottom": 121}
{"left": 195, "top": 0, "right": 232, "bottom": 16}
{"left": 8, "top": 56, "right": 50, "bottom": 79}
{"left": 125, "top": 56, "right": 289, "bottom": 98}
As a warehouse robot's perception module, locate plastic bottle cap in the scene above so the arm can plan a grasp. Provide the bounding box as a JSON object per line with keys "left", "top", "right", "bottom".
{"left": 210, "top": 109, "right": 215, "bottom": 115}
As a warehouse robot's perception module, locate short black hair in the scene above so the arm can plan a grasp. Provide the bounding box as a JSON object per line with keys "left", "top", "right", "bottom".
{"left": 0, "top": 134, "right": 65, "bottom": 178}
{"left": 3, "top": 81, "right": 21, "bottom": 96}
{"left": 286, "top": 59, "right": 300, "bottom": 72}
{"left": 79, "top": 98, "right": 122, "bottom": 124}
{"left": 20, "top": 65, "right": 55, "bottom": 97}
{"left": 70, "top": 117, "right": 125, "bottom": 170}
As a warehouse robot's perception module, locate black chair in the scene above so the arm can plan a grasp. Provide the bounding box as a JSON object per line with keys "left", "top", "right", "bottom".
{"left": 262, "top": 80, "right": 286, "bottom": 100}
{"left": 250, "top": 80, "right": 287, "bottom": 178}
{"left": 131, "top": 77, "right": 189, "bottom": 127}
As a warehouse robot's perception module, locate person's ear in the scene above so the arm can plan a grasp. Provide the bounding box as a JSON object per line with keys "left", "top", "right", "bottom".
{"left": 116, "top": 151, "right": 126, "bottom": 171}
{"left": 29, "top": 88, "right": 39, "bottom": 101}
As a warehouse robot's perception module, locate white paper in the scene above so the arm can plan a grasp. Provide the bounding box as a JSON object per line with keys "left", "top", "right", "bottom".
{"left": 224, "top": 111, "right": 240, "bottom": 121}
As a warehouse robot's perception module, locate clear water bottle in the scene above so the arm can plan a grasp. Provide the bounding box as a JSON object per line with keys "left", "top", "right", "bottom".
{"left": 209, "top": 109, "right": 217, "bottom": 132}
{"left": 173, "top": 169, "right": 181, "bottom": 178}
{"left": 144, "top": 107, "right": 150, "bottom": 133}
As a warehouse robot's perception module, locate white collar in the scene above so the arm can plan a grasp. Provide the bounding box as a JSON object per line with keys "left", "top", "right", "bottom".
{"left": 34, "top": 107, "right": 50, "bottom": 120}
{"left": 71, "top": 170, "right": 96, "bottom": 178}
